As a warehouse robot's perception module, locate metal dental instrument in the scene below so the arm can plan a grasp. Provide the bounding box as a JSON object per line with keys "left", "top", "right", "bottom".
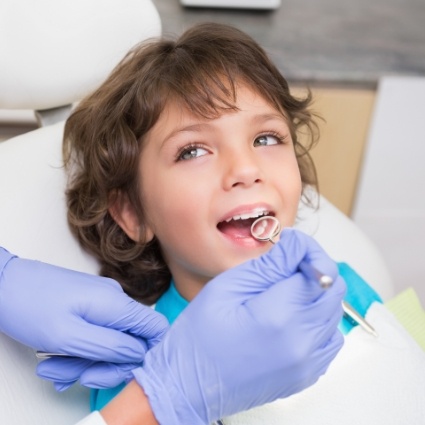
{"left": 35, "top": 351, "right": 70, "bottom": 359}
{"left": 341, "top": 301, "right": 378, "bottom": 337}
{"left": 250, "top": 216, "right": 378, "bottom": 337}
{"left": 251, "top": 216, "right": 333, "bottom": 289}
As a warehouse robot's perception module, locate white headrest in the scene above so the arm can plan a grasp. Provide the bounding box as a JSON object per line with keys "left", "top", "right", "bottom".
{"left": 0, "top": 0, "right": 161, "bottom": 110}
{"left": 0, "top": 122, "right": 99, "bottom": 274}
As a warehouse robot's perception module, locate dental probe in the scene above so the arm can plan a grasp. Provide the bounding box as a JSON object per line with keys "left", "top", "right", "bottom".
{"left": 35, "top": 351, "right": 69, "bottom": 359}
{"left": 342, "top": 301, "right": 378, "bottom": 337}
{"left": 250, "top": 216, "right": 378, "bottom": 337}
{"left": 298, "top": 261, "right": 334, "bottom": 289}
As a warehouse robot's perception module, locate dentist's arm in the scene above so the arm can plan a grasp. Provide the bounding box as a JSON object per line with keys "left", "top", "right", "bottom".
{"left": 76, "top": 229, "right": 346, "bottom": 425}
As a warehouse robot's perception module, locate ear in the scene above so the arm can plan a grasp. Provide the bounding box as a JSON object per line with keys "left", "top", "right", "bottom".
{"left": 109, "top": 190, "right": 154, "bottom": 243}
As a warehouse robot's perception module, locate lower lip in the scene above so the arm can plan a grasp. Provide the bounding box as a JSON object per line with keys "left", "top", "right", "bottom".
{"left": 219, "top": 230, "right": 266, "bottom": 248}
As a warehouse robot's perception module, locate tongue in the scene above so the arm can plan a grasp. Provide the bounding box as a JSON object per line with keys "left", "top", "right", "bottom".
{"left": 218, "top": 218, "right": 256, "bottom": 239}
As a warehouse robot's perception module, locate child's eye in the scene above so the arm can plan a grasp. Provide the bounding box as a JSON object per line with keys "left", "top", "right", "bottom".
{"left": 253, "top": 133, "right": 284, "bottom": 147}
{"left": 176, "top": 144, "right": 209, "bottom": 161}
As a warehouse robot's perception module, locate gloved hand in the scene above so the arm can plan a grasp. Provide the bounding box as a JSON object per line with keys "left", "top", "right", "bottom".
{"left": 0, "top": 247, "right": 169, "bottom": 390}
{"left": 37, "top": 357, "right": 141, "bottom": 391}
{"left": 133, "top": 228, "right": 346, "bottom": 425}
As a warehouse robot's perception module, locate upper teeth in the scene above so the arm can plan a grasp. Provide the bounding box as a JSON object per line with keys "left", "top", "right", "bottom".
{"left": 225, "top": 209, "right": 269, "bottom": 222}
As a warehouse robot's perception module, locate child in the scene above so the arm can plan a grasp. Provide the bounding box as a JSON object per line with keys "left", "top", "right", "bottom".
{"left": 63, "top": 22, "right": 394, "bottom": 421}
{"left": 63, "top": 21, "right": 320, "bottom": 306}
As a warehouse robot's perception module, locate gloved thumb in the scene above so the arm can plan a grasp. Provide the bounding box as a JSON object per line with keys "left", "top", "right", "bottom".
{"left": 202, "top": 228, "right": 338, "bottom": 305}
{"left": 253, "top": 228, "right": 338, "bottom": 284}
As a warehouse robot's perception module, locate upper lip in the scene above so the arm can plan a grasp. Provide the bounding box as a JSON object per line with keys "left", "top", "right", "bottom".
{"left": 217, "top": 204, "right": 275, "bottom": 224}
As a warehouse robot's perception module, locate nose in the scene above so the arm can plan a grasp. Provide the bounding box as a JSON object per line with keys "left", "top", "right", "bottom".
{"left": 222, "top": 146, "right": 264, "bottom": 190}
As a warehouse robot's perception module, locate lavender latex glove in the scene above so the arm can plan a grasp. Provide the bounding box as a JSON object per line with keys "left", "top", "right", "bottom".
{"left": 133, "top": 228, "right": 346, "bottom": 425}
{"left": 0, "top": 247, "right": 169, "bottom": 390}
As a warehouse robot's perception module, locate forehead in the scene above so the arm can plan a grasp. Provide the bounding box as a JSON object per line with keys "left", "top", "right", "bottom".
{"left": 159, "top": 84, "right": 286, "bottom": 127}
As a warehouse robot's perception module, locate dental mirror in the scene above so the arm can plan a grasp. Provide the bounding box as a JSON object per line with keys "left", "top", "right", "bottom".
{"left": 250, "top": 215, "right": 281, "bottom": 244}
{"left": 251, "top": 215, "right": 334, "bottom": 290}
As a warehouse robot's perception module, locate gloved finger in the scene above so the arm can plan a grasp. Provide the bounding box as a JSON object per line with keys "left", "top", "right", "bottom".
{"left": 81, "top": 293, "right": 169, "bottom": 349}
{"left": 290, "top": 329, "right": 344, "bottom": 395}
{"left": 79, "top": 362, "right": 141, "bottom": 389}
{"left": 310, "top": 329, "right": 344, "bottom": 378}
{"left": 37, "top": 356, "right": 140, "bottom": 390}
{"left": 54, "top": 381, "right": 77, "bottom": 392}
{"left": 52, "top": 321, "right": 150, "bottom": 363}
{"left": 288, "top": 273, "right": 346, "bottom": 319}
{"left": 243, "top": 272, "right": 345, "bottom": 328}
{"left": 295, "top": 297, "right": 344, "bottom": 354}
{"left": 37, "top": 357, "right": 95, "bottom": 384}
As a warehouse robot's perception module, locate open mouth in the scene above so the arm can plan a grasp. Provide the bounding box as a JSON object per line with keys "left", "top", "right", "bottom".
{"left": 217, "top": 209, "right": 274, "bottom": 239}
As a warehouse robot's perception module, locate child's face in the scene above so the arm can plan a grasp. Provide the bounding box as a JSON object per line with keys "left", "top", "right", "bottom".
{"left": 132, "top": 85, "right": 301, "bottom": 300}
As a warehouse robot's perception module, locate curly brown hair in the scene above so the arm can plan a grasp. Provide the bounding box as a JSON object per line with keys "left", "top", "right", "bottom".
{"left": 63, "top": 22, "right": 319, "bottom": 305}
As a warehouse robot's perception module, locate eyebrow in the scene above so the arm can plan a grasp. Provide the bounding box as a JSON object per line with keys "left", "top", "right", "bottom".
{"left": 160, "top": 123, "right": 210, "bottom": 149}
{"left": 160, "top": 112, "right": 288, "bottom": 148}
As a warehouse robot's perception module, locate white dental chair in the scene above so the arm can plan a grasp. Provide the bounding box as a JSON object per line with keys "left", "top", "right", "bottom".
{"left": 0, "top": 2, "right": 393, "bottom": 424}
{"left": 0, "top": 1, "right": 162, "bottom": 424}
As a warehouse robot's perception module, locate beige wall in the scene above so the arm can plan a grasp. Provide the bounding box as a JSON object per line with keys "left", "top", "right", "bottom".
{"left": 292, "top": 85, "right": 376, "bottom": 216}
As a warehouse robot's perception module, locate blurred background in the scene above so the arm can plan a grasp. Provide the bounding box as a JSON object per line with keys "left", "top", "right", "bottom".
{"left": 1, "top": 0, "right": 424, "bottom": 303}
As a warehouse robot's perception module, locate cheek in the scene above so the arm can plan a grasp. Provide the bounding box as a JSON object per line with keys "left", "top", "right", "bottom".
{"left": 279, "top": 155, "right": 302, "bottom": 192}
{"left": 290, "top": 152, "right": 303, "bottom": 190}
{"left": 279, "top": 159, "right": 303, "bottom": 219}
{"left": 294, "top": 167, "right": 303, "bottom": 196}
{"left": 140, "top": 175, "right": 206, "bottom": 237}
{"left": 292, "top": 167, "right": 303, "bottom": 207}
{"left": 141, "top": 188, "right": 173, "bottom": 231}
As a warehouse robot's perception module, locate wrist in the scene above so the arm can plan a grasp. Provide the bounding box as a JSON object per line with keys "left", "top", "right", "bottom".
{"left": 132, "top": 363, "right": 206, "bottom": 425}
{"left": 100, "top": 380, "right": 159, "bottom": 425}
